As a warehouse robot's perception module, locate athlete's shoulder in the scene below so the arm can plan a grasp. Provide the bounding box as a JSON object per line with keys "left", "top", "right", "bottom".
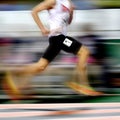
{"left": 44, "top": 0, "right": 56, "bottom": 5}
{"left": 32, "top": 0, "right": 56, "bottom": 11}
{"left": 44, "top": 0, "right": 56, "bottom": 9}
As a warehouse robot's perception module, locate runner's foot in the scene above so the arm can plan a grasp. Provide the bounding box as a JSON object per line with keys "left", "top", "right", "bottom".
{"left": 66, "top": 81, "right": 104, "bottom": 96}
{"left": 2, "top": 72, "right": 24, "bottom": 102}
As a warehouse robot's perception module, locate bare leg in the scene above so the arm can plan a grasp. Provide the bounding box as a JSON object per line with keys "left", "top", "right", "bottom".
{"left": 76, "top": 46, "right": 90, "bottom": 86}
{"left": 2, "top": 58, "right": 49, "bottom": 101}
{"left": 66, "top": 46, "right": 103, "bottom": 95}
{"left": 67, "top": 46, "right": 90, "bottom": 85}
{"left": 16, "top": 58, "right": 49, "bottom": 88}
{"left": 19, "top": 58, "right": 49, "bottom": 75}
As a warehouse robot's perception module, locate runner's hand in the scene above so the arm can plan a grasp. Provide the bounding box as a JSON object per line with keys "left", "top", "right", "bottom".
{"left": 41, "top": 27, "right": 50, "bottom": 36}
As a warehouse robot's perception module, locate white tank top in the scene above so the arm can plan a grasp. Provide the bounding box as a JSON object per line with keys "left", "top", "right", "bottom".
{"left": 48, "top": 0, "right": 71, "bottom": 37}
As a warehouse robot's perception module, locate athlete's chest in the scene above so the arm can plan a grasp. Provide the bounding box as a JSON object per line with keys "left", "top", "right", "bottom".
{"left": 48, "top": 0, "right": 70, "bottom": 14}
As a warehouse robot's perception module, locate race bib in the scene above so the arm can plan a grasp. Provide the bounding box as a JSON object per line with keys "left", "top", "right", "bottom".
{"left": 63, "top": 38, "right": 72, "bottom": 47}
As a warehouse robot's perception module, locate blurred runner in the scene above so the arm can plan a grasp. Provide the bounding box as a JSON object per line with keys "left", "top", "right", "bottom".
{"left": 3, "top": 0, "right": 103, "bottom": 101}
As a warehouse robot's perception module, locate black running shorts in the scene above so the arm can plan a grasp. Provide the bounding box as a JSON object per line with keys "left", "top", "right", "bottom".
{"left": 42, "top": 34, "right": 82, "bottom": 62}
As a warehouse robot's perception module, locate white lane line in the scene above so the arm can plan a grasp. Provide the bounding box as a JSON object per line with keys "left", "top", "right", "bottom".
{"left": 0, "top": 103, "right": 120, "bottom": 109}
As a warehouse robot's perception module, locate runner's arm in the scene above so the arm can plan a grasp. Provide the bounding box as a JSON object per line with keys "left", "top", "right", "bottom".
{"left": 68, "top": 0, "right": 75, "bottom": 24}
{"left": 31, "top": 0, "right": 55, "bottom": 35}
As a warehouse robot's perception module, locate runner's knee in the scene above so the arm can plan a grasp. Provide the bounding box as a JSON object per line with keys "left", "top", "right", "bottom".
{"left": 36, "top": 65, "right": 46, "bottom": 73}
{"left": 35, "top": 58, "right": 49, "bottom": 73}
{"left": 83, "top": 46, "right": 90, "bottom": 56}
{"left": 77, "top": 46, "right": 90, "bottom": 56}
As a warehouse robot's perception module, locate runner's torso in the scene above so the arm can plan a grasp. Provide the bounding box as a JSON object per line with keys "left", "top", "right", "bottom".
{"left": 48, "top": 0, "right": 71, "bottom": 37}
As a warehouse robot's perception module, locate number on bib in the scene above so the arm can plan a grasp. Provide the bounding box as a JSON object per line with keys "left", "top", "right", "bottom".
{"left": 63, "top": 38, "right": 72, "bottom": 47}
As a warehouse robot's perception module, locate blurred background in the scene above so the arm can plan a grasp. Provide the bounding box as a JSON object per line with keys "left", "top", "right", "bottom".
{"left": 0, "top": 0, "right": 120, "bottom": 103}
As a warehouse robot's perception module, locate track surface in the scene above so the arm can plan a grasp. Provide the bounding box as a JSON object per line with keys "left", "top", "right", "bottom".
{"left": 0, "top": 103, "right": 120, "bottom": 120}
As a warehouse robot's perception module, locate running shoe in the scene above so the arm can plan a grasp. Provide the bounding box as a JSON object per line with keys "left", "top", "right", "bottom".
{"left": 2, "top": 71, "right": 23, "bottom": 102}
{"left": 65, "top": 81, "right": 104, "bottom": 96}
